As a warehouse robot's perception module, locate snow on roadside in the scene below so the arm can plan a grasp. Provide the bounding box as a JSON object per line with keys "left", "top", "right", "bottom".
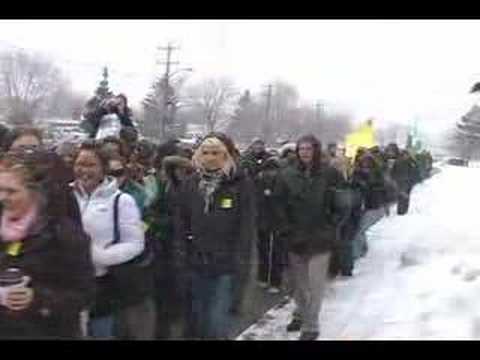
{"left": 238, "top": 165, "right": 480, "bottom": 340}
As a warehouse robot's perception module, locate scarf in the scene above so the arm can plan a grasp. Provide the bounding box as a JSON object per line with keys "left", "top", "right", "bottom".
{"left": 198, "top": 169, "right": 225, "bottom": 214}
{"left": 0, "top": 203, "right": 40, "bottom": 243}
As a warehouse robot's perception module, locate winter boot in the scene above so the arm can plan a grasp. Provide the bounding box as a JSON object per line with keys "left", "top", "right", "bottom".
{"left": 286, "top": 318, "right": 302, "bottom": 332}
{"left": 341, "top": 269, "right": 353, "bottom": 277}
{"left": 299, "top": 331, "right": 319, "bottom": 341}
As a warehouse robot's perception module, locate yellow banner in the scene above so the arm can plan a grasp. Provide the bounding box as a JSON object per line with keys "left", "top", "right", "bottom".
{"left": 345, "top": 119, "right": 377, "bottom": 160}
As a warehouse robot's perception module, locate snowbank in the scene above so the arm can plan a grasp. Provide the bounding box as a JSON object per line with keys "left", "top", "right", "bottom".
{"left": 239, "top": 165, "right": 480, "bottom": 340}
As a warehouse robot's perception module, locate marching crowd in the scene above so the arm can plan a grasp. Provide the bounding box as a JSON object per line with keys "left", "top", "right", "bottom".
{"left": 0, "top": 93, "right": 434, "bottom": 340}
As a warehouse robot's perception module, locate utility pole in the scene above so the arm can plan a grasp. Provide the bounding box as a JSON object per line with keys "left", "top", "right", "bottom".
{"left": 315, "top": 101, "right": 323, "bottom": 139}
{"left": 315, "top": 101, "right": 322, "bottom": 122}
{"left": 157, "top": 42, "right": 179, "bottom": 140}
{"left": 262, "top": 84, "right": 273, "bottom": 143}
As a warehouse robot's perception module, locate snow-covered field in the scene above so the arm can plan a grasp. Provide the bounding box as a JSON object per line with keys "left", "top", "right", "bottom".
{"left": 238, "top": 164, "right": 480, "bottom": 340}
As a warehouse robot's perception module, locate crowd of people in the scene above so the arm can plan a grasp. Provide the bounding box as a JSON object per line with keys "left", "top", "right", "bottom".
{"left": 0, "top": 93, "right": 434, "bottom": 340}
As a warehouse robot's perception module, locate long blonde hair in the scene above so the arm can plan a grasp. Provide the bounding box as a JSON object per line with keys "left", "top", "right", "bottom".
{"left": 192, "top": 137, "right": 236, "bottom": 177}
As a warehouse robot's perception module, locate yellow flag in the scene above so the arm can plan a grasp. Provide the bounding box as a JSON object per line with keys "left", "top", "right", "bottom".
{"left": 345, "top": 119, "right": 377, "bottom": 160}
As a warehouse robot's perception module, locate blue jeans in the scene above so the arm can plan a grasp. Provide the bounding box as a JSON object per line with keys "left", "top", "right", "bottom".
{"left": 189, "top": 273, "right": 234, "bottom": 340}
{"left": 89, "top": 314, "right": 115, "bottom": 339}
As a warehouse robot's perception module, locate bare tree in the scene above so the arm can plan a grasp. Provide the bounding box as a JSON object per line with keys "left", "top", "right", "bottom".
{"left": 0, "top": 50, "right": 64, "bottom": 124}
{"left": 187, "top": 77, "right": 238, "bottom": 132}
{"left": 291, "top": 104, "right": 352, "bottom": 145}
{"left": 46, "top": 78, "right": 88, "bottom": 119}
{"left": 269, "top": 80, "right": 300, "bottom": 137}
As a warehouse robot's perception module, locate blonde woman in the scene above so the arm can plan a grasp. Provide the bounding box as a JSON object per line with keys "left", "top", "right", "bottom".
{"left": 177, "top": 133, "right": 256, "bottom": 340}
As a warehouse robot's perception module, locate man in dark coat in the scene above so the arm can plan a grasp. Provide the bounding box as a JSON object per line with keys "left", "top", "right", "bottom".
{"left": 274, "top": 134, "right": 344, "bottom": 340}
{"left": 145, "top": 154, "right": 193, "bottom": 339}
{"left": 240, "top": 138, "right": 271, "bottom": 178}
{"left": 392, "top": 150, "right": 420, "bottom": 215}
{"left": 255, "top": 157, "right": 286, "bottom": 292}
{"left": 350, "top": 151, "right": 388, "bottom": 259}
{"left": 81, "top": 95, "right": 135, "bottom": 139}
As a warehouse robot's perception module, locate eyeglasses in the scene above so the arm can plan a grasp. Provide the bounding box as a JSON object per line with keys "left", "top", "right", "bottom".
{"left": 108, "top": 168, "right": 126, "bottom": 177}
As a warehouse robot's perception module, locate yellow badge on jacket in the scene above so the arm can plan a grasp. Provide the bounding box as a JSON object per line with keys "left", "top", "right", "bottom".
{"left": 220, "top": 197, "right": 233, "bottom": 209}
{"left": 6, "top": 241, "right": 22, "bottom": 257}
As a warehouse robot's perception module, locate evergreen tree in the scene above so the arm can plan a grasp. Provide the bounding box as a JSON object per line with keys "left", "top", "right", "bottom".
{"left": 457, "top": 104, "right": 480, "bottom": 138}
{"left": 227, "top": 90, "right": 260, "bottom": 144}
{"left": 455, "top": 104, "right": 480, "bottom": 159}
{"left": 95, "top": 66, "right": 113, "bottom": 100}
{"left": 142, "top": 75, "right": 185, "bottom": 140}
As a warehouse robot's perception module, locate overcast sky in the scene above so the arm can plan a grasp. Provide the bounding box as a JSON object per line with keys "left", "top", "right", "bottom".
{"left": 0, "top": 19, "right": 479, "bottom": 136}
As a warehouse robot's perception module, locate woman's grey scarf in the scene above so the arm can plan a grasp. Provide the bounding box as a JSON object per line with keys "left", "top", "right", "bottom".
{"left": 198, "top": 169, "right": 225, "bottom": 214}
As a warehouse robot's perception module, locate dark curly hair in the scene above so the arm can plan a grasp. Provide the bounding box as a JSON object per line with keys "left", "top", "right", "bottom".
{"left": 296, "top": 134, "right": 323, "bottom": 171}
{"left": 73, "top": 140, "right": 110, "bottom": 174}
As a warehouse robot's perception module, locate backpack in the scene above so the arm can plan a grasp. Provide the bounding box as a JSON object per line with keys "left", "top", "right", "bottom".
{"left": 108, "top": 192, "right": 155, "bottom": 308}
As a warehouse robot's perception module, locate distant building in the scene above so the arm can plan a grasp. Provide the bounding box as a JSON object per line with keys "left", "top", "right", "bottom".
{"left": 185, "top": 123, "right": 206, "bottom": 138}
{"left": 35, "top": 118, "right": 88, "bottom": 144}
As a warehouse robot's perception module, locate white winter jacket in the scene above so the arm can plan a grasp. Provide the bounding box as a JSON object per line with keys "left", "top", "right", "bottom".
{"left": 73, "top": 177, "right": 145, "bottom": 277}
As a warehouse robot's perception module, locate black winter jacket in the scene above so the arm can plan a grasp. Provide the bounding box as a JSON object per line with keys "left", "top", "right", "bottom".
{"left": 392, "top": 156, "right": 420, "bottom": 191}
{"left": 0, "top": 218, "right": 95, "bottom": 339}
{"left": 177, "top": 170, "right": 257, "bottom": 276}
{"left": 352, "top": 168, "right": 387, "bottom": 210}
{"left": 255, "top": 169, "right": 280, "bottom": 232}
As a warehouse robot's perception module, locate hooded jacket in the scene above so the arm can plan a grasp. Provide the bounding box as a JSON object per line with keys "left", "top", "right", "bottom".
{"left": 73, "top": 177, "right": 145, "bottom": 277}
{"left": 255, "top": 157, "right": 281, "bottom": 232}
{"left": 274, "top": 163, "right": 344, "bottom": 255}
{"left": 391, "top": 153, "right": 420, "bottom": 190}
{"left": 145, "top": 156, "right": 193, "bottom": 268}
{"left": 273, "top": 137, "right": 345, "bottom": 255}
{"left": 351, "top": 153, "right": 387, "bottom": 210}
{"left": 240, "top": 149, "right": 272, "bottom": 179}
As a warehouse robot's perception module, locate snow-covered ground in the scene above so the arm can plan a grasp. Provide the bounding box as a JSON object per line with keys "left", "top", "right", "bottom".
{"left": 238, "top": 164, "right": 480, "bottom": 340}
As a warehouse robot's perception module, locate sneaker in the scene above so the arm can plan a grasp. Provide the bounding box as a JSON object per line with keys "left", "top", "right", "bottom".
{"left": 286, "top": 318, "right": 302, "bottom": 332}
{"left": 268, "top": 287, "right": 281, "bottom": 294}
{"left": 299, "top": 331, "right": 319, "bottom": 341}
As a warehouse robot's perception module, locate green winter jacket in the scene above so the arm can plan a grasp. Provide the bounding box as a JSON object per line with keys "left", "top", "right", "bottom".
{"left": 273, "top": 162, "right": 344, "bottom": 255}
{"left": 121, "top": 180, "right": 148, "bottom": 215}
{"left": 143, "top": 173, "right": 159, "bottom": 209}
{"left": 144, "top": 178, "right": 170, "bottom": 244}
